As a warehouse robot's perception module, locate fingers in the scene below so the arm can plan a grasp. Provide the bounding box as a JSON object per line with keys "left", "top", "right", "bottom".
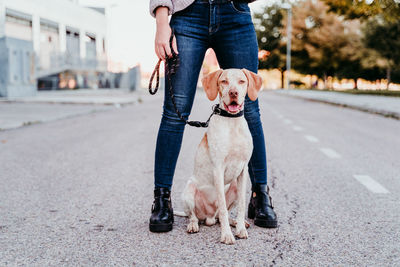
{"left": 155, "top": 46, "right": 161, "bottom": 61}
{"left": 164, "top": 42, "right": 172, "bottom": 59}
{"left": 159, "top": 45, "right": 166, "bottom": 61}
{"left": 156, "top": 42, "right": 177, "bottom": 61}
{"left": 172, "top": 37, "right": 179, "bottom": 55}
{"left": 161, "top": 37, "right": 178, "bottom": 59}
{"left": 154, "top": 28, "right": 178, "bottom": 61}
{"left": 155, "top": 43, "right": 166, "bottom": 61}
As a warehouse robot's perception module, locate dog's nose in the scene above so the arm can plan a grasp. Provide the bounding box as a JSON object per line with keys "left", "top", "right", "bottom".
{"left": 229, "top": 90, "right": 238, "bottom": 98}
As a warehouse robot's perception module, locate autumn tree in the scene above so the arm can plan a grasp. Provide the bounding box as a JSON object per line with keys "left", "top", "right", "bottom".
{"left": 322, "top": 0, "right": 400, "bottom": 22}
{"left": 289, "top": 0, "right": 367, "bottom": 88}
{"left": 363, "top": 19, "right": 400, "bottom": 87}
{"left": 322, "top": 0, "right": 400, "bottom": 88}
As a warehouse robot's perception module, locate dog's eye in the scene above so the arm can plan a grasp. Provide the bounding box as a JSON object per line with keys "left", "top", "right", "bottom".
{"left": 239, "top": 80, "right": 246, "bottom": 84}
{"left": 220, "top": 80, "right": 229, "bottom": 85}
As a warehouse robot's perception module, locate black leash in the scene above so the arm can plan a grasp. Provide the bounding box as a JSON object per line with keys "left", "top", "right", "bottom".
{"left": 148, "top": 29, "right": 243, "bottom": 128}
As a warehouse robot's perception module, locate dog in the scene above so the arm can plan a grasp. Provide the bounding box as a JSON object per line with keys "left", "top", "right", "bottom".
{"left": 179, "top": 68, "right": 262, "bottom": 245}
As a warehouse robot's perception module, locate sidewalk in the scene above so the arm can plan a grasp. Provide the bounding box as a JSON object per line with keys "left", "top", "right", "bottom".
{"left": 275, "top": 89, "right": 400, "bottom": 119}
{"left": 0, "top": 89, "right": 153, "bottom": 131}
{"left": 1, "top": 89, "right": 140, "bottom": 106}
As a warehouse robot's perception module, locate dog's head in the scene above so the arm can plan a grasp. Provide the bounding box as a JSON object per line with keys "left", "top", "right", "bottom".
{"left": 201, "top": 69, "right": 263, "bottom": 114}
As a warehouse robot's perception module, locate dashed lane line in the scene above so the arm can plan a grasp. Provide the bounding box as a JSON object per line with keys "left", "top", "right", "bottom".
{"left": 353, "top": 175, "right": 389, "bottom": 194}
{"left": 319, "top": 147, "right": 341, "bottom": 159}
{"left": 304, "top": 135, "right": 319, "bottom": 143}
{"left": 283, "top": 119, "right": 292, "bottom": 124}
{"left": 293, "top": 126, "right": 303, "bottom": 131}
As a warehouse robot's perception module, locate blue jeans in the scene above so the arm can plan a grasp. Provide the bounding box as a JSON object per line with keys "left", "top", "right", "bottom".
{"left": 154, "top": 0, "right": 268, "bottom": 190}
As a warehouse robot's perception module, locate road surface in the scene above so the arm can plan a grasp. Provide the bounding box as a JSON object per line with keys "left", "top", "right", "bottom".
{"left": 1, "top": 91, "right": 399, "bottom": 266}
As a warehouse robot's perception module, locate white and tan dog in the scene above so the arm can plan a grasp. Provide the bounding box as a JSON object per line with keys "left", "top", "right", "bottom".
{"left": 180, "top": 68, "right": 262, "bottom": 245}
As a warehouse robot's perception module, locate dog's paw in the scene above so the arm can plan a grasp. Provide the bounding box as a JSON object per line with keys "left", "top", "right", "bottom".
{"left": 235, "top": 228, "right": 248, "bottom": 239}
{"left": 229, "top": 219, "right": 250, "bottom": 228}
{"left": 229, "top": 218, "right": 237, "bottom": 227}
{"left": 187, "top": 222, "right": 199, "bottom": 233}
{"left": 220, "top": 231, "right": 235, "bottom": 245}
{"left": 205, "top": 217, "right": 216, "bottom": 226}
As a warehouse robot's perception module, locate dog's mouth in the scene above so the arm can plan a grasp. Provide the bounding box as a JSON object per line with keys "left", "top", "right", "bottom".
{"left": 224, "top": 101, "right": 243, "bottom": 113}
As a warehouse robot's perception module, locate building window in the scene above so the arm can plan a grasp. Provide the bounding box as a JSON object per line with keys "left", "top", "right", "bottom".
{"left": 5, "top": 14, "right": 32, "bottom": 27}
{"left": 5, "top": 10, "right": 33, "bottom": 41}
{"left": 85, "top": 33, "right": 97, "bottom": 59}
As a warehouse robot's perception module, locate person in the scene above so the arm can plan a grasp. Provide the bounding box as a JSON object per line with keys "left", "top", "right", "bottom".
{"left": 148, "top": 0, "right": 277, "bottom": 232}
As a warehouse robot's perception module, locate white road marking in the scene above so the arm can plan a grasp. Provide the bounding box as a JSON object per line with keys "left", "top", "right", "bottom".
{"left": 319, "top": 148, "right": 341, "bottom": 159}
{"left": 293, "top": 126, "right": 303, "bottom": 131}
{"left": 304, "top": 135, "right": 319, "bottom": 143}
{"left": 353, "top": 175, "right": 389, "bottom": 194}
{"left": 284, "top": 119, "right": 292, "bottom": 124}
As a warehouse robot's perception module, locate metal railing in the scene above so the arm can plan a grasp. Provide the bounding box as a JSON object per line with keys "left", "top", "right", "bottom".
{"left": 35, "top": 51, "right": 107, "bottom": 78}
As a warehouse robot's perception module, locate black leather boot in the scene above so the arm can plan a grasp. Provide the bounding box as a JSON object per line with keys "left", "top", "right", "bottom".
{"left": 248, "top": 184, "right": 277, "bottom": 228}
{"left": 149, "top": 188, "right": 174, "bottom": 232}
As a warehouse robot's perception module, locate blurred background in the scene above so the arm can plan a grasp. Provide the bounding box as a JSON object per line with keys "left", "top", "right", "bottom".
{"left": 1, "top": 0, "right": 399, "bottom": 97}
{"left": 1, "top": 1, "right": 399, "bottom": 265}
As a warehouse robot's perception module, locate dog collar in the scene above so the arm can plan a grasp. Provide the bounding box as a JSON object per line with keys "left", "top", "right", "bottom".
{"left": 213, "top": 104, "right": 244, "bottom": 118}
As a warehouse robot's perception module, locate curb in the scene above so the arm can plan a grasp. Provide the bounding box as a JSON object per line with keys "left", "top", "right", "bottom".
{"left": 0, "top": 98, "right": 138, "bottom": 107}
{"left": 0, "top": 108, "right": 110, "bottom": 132}
{"left": 273, "top": 91, "right": 400, "bottom": 120}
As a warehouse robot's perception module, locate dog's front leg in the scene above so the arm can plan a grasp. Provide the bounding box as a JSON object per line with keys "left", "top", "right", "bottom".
{"left": 214, "top": 168, "right": 235, "bottom": 245}
{"left": 235, "top": 166, "right": 248, "bottom": 239}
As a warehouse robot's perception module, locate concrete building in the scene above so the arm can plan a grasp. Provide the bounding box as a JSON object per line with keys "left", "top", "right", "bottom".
{"left": 0, "top": 0, "right": 108, "bottom": 97}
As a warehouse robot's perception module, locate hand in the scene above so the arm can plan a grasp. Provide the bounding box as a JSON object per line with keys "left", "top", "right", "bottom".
{"left": 155, "top": 7, "right": 178, "bottom": 61}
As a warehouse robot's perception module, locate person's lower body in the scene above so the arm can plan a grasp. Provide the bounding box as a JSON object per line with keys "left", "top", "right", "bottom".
{"left": 149, "top": 0, "right": 277, "bottom": 232}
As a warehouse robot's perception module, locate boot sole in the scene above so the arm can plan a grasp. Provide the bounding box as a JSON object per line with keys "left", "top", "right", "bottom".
{"left": 248, "top": 204, "right": 278, "bottom": 228}
{"left": 254, "top": 218, "right": 278, "bottom": 228}
{"left": 149, "top": 223, "right": 173, "bottom": 232}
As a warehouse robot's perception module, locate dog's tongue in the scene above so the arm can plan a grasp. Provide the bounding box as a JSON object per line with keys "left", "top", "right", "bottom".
{"left": 228, "top": 104, "right": 240, "bottom": 112}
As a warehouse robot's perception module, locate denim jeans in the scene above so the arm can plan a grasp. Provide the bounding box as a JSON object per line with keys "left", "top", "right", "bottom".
{"left": 154, "top": 0, "right": 268, "bottom": 189}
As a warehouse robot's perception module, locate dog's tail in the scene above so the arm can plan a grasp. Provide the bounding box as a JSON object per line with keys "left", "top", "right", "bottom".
{"left": 173, "top": 210, "right": 188, "bottom": 217}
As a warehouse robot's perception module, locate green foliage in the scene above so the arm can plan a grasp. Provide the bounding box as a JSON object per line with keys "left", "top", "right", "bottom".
{"left": 364, "top": 19, "right": 400, "bottom": 66}
{"left": 253, "top": 5, "right": 286, "bottom": 71}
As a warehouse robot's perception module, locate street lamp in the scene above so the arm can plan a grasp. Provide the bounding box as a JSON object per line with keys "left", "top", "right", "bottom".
{"left": 282, "top": 2, "right": 292, "bottom": 90}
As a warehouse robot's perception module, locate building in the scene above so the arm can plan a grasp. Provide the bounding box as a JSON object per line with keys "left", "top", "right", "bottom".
{"left": 0, "top": 0, "right": 108, "bottom": 97}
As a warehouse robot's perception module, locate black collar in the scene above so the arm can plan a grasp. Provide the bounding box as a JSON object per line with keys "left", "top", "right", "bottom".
{"left": 213, "top": 104, "right": 244, "bottom": 118}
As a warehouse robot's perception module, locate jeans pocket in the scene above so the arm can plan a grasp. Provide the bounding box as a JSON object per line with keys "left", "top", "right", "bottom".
{"left": 229, "top": 1, "right": 251, "bottom": 14}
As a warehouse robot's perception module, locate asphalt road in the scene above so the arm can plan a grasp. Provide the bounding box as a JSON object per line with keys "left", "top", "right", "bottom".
{"left": 1, "top": 91, "right": 399, "bottom": 266}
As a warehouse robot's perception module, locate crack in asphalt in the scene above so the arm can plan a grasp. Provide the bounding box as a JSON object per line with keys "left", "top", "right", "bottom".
{"left": 269, "top": 167, "right": 301, "bottom": 267}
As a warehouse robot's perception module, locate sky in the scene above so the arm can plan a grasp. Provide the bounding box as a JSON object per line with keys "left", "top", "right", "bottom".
{"left": 79, "top": 0, "right": 266, "bottom": 73}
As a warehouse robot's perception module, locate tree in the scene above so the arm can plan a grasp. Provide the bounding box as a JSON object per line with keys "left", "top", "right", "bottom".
{"left": 254, "top": 5, "right": 286, "bottom": 88}
{"left": 363, "top": 19, "right": 400, "bottom": 88}
{"left": 322, "top": 0, "right": 400, "bottom": 88}
{"left": 289, "top": 0, "right": 365, "bottom": 88}
{"left": 322, "top": 0, "right": 400, "bottom": 22}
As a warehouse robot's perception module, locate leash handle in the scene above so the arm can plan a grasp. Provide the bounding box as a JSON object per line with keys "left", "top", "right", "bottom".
{"left": 148, "top": 59, "right": 161, "bottom": 95}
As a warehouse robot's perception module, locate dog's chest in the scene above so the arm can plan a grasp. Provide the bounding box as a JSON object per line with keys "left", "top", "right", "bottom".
{"left": 223, "top": 136, "right": 252, "bottom": 183}
{"left": 208, "top": 117, "right": 253, "bottom": 183}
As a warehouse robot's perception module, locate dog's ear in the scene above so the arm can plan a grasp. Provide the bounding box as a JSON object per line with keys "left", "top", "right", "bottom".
{"left": 242, "top": 69, "right": 263, "bottom": 101}
{"left": 201, "top": 69, "right": 223, "bottom": 101}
